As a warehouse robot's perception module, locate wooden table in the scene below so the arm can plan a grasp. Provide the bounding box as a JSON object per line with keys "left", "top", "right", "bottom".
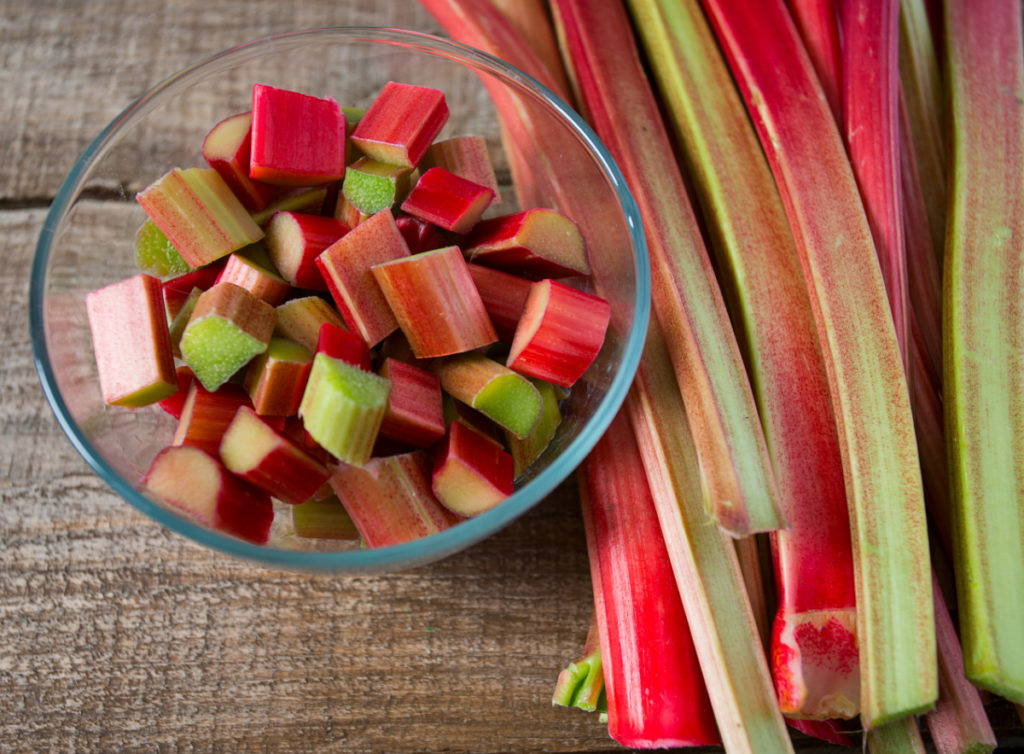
{"left": 3, "top": 2, "right": 1022, "bottom": 752}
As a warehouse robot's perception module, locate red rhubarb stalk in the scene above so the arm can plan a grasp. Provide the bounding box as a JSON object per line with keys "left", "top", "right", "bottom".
{"left": 787, "top": 0, "right": 844, "bottom": 125}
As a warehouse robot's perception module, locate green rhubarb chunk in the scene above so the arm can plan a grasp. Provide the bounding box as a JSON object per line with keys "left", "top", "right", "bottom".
{"left": 292, "top": 494, "right": 360, "bottom": 540}
{"left": 507, "top": 378, "right": 562, "bottom": 476}
{"left": 181, "top": 315, "right": 269, "bottom": 392}
{"left": 473, "top": 373, "right": 542, "bottom": 439}
{"left": 342, "top": 157, "right": 412, "bottom": 215}
{"left": 299, "top": 353, "right": 391, "bottom": 466}
{"left": 134, "top": 219, "right": 191, "bottom": 277}
{"left": 168, "top": 287, "right": 202, "bottom": 357}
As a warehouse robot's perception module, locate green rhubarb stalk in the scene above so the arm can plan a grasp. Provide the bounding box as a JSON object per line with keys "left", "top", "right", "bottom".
{"left": 551, "top": 612, "right": 605, "bottom": 713}
{"left": 943, "top": 0, "right": 1024, "bottom": 705}
{"left": 701, "top": 0, "right": 935, "bottom": 727}
{"left": 867, "top": 716, "right": 927, "bottom": 753}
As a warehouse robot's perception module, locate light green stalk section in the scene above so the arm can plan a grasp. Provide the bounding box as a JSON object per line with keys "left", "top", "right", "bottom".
{"left": 943, "top": 0, "right": 1024, "bottom": 705}
{"left": 342, "top": 157, "right": 412, "bottom": 214}
{"left": 181, "top": 316, "right": 266, "bottom": 392}
{"left": 866, "top": 717, "right": 927, "bottom": 753}
{"left": 506, "top": 378, "right": 561, "bottom": 475}
{"left": 135, "top": 219, "right": 191, "bottom": 277}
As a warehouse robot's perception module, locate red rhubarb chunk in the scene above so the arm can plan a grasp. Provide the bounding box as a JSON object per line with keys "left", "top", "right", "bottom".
{"left": 86, "top": 273, "right": 177, "bottom": 407}
{"left": 431, "top": 419, "right": 514, "bottom": 516}
{"left": 316, "top": 322, "right": 371, "bottom": 371}
{"left": 466, "top": 263, "right": 532, "bottom": 342}
{"left": 265, "top": 211, "right": 349, "bottom": 290}
{"left": 350, "top": 81, "right": 449, "bottom": 168}
{"left": 244, "top": 337, "right": 313, "bottom": 418}
{"left": 400, "top": 167, "right": 495, "bottom": 234}
{"left": 378, "top": 357, "right": 446, "bottom": 448}
{"left": 215, "top": 249, "right": 290, "bottom": 306}
{"left": 157, "top": 365, "right": 196, "bottom": 420}
{"left": 507, "top": 279, "right": 610, "bottom": 388}
{"left": 465, "top": 208, "right": 590, "bottom": 277}
{"left": 202, "top": 111, "right": 276, "bottom": 211}
{"left": 162, "top": 260, "right": 227, "bottom": 321}
{"left": 250, "top": 84, "right": 346, "bottom": 186}
{"left": 395, "top": 214, "right": 446, "bottom": 253}
{"left": 173, "top": 380, "right": 252, "bottom": 457}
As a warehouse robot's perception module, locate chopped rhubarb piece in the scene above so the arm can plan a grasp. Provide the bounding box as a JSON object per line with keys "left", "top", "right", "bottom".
{"left": 143, "top": 444, "right": 273, "bottom": 545}
{"left": 378, "top": 357, "right": 446, "bottom": 448}
{"left": 465, "top": 208, "right": 590, "bottom": 277}
{"left": 161, "top": 260, "right": 226, "bottom": 321}
{"left": 215, "top": 246, "right": 290, "bottom": 306}
{"left": 264, "top": 211, "right": 349, "bottom": 290}
{"left": 315, "top": 208, "right": 409, "bottom": 346}
{"left": 273, "top": 295, "right": 346, "bottom": 353}
{"left": 85, "top": 273, "right": 177, "bottom": 407}
{"left": 316, "top": 322, "right": 371, "bottom": 371}
{"left": 243, "top": 337, "right": 313, "bottom": 417}
{"left": 395, "top": 214, "right": 445, "bottom": 254}
{"left": 341, "top": 106, "right": 365, "bottom": 164}
{"left": 249, "top": 84, "right": 346, "bottom": 186}
{"left": 158, "top": 366, "right": 195, "bottom": 420}
{"left": 298, "top": 353, "right": 391, "bottom": 465}
{"left": 167, "top": 286, "right": 202, "bottom": 358}
{"left": 467, "top": 262, "right": 532, "bottom": 342}
{"left": 281, "top": 415, "right": 333, "bottom": 466}
{"left": 341, "top": 156, "right": 413, "bottom": 215}
{"left": 421, "top": 135, "right": 501, "bottom": 201}
{"left": 134, "top": 219, "right": 191, "bottom": 277}
{"left": 219, "top": 405, "right": 330, "bottom": 505}
{"left": 434, "top": 353, "right": 542, "bottom": 439}
{"left": 328, "top": 451, "right": 459, "bottom": 547}
{"left": 400, "top": 167, "right": 495, "bottom": 234}
{"left": 333, "top": 193, "right": 371, "bottom": 229}
{"left": 292, "top": 494, "right": 360, "bottom": 540}
{"left": 371, "top": 245, "right": 497, "bottom": 358}
{"left": 250, "top": 184, "right": 329, "bottom": 226}
{"left": 172, "top": 380, "right": 252, "bottom": 456}
{"left": 202, "top": 111, "right": 276, "bottom": 211}
{"left": 432, "top": 419, "right": 514, "bottom": 516}
{"left": 506, "top": 377, "right": 561, "bottom": 476}
{"left": 507, "top": 279, "right": 610, "bottom": 388}
{"left": 136, "top": 167, "right": 265, "bottom": 268}
{"left": 349, "top": 81, "right": 449, "bottom": 168}
{"left": 180, "top": 282, "right": 275, "bottom": 392}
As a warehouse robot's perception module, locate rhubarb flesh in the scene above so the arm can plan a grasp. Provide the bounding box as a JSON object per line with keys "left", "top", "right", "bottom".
{"left": 243, "top": 337, "right": 312, "bottom": 418}
{"left": 264, "top": 211, "right": 349, "bottom": 290}
{"left": 431, "top": 419, "right": 513, "bottom": 517}
{"left": 433, "top": 353, "right": 542, "bottom": 439}
{"left": 202, "top": 111, "right": 275, "bottom": 212}
{"left": 465, "top": 208, "right": 590, "bottom": 278}
{"left": 134, "top": 219, "right": 191, "bottom": 277}
{"left": 341, "top": 157, "right": 412, "bottom": 215}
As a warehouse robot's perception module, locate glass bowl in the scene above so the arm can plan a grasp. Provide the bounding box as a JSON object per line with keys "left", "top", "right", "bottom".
{"left": 30, "top": 27, "right": 649, "bottom": 572}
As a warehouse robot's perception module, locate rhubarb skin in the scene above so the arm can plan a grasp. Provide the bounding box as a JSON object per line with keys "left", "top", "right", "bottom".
{"left": 400, "top": 167, "right": 495, "bottom": 234}
{"left": 420, "top": 135, "right": 502, "bottom": 202}
{"left": 315, "top": 208, "right": 410, "bottom": 346}
{"left": 316, "top": 322, "right": 371, "bottom": 372}
{"left": 431, "top": 419, "right": 514, "bottom": 517}
{"left": 274, "top": 295, "right": 347, "bottom": 354}
{"left": 465, "top": 208, "right": 590, "bottom": 278}
{"left": 787, "top": 0, "right": 844, "bottom": 125}
{"left": 243, "top": 337, "right": 313, "bottom": 418}
{"left": 162, "top": 260, "right": 226, "bottom": 322}
{"left": 328, "top": 451, "right": 459, "bottom": 547}
{"left": 215, "top": 247, "right": 290, "bottom": 306}
{"left": 506, "top": 279, "right": 610, "bottom": 388}
{"left": 264, "top": 211, "right": 349, "bottom": 290}
{"left": 394, "top": 215, "right": 445, "bottom": 254}
{"left": 378, "top": 357, "right": 446, "bottom": 449}
{"left": 202, "top": 111, "right": 276, "bottom": 212}
{"left": 434, "top": 353, "right": 542, "bottom": 439}
{"left": 219, "top": 405, "right": 330, "bottom": 505}
{"left": 580, "top": 409, "right": 718, "bottom": 748}
{"left": 944, "top": 0, "right": 1024, "bottom": 706}
{"left": 143, "top": 444, "right": 274, "bottom": 545}
{"left": 350, "top": 82, "right": 449, "bottom": 168}
{"left": 466, "top": 263, "right": 532, "bottom": 342}
{"left": 173, "top": 380, "right": 252, "bottom": 457}
{"left": 157, "top": 365, "right": 196, "bottom": 420}
{"left": 371, "top": 245, "right": 497, "bottom": 358}
{"left": 250, "top": 84, "right": 346, "bottom": 186}
{"left": 85, "top": 273, "right": 177, "bottom": 407}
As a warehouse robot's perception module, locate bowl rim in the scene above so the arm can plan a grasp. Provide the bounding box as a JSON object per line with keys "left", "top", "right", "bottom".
{"left": 29, "top": 26, "right": 650, "bottom": 571}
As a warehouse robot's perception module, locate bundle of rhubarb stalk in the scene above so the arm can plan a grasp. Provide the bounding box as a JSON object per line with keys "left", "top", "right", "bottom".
{"left": 417, "top": 0, "right": 1024, "bottom": 750}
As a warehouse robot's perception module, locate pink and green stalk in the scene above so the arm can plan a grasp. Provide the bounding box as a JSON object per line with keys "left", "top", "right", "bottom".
{"left": 400, "top": 167, "right": 495, "bottom": 234}
{"left": 371, "top": 245, "right": 497, "bottom": 358}
{"left": 264, "top": 211, "right": 349, "bottom": 290}
{"left": 377, "top": 357, "right": 446, "bottom": 449}
{"left": 466, "top": 263, "right": 531, "bottom": 343}
{"left": 465, "top": 208, "right": 590, "bottom": 278}
{"left": 316, "top": 322, "right": 370, "bottom": 372}
{"left": 291, "top": 494, "right": 360, "bottom": 540}
{"left": 350, "top": 82, "right": 449, "bottom": 168}
{"left": 431, "top": 419, "right": 513, "bottom": 517}
{"left": 243, "top": 337, "right": 313, "bottom": 418}
{"left": 551, "top": 612, "right": 605, "bottom": 713}
{"left": 137, "top": 167, "right": 265, "bottom": 269}
{"left": 172, "top": 380, "right": 252, "bottom": 457}
{"left": 274, "top": 296, "right": 347, "bottom": 354}
{"left": 161, "top": 260, "right": 225, "bottom": 321}
{"left": 433, "top": 353, "right": 541, "bottom": 439}
{"left": 249, "top": 84, "right": 346, "bottom": 186}
{"left": 250, "top": 185, "right": 329, "bottom": 227}
{"left": 551, "top": 0, "right": 785, "bottom": 537}
{"left": 202, "top": 111, "right": 275, "bottom": 212}
{"left": 86, "top": 273, "right": 177, "bottom": 407}
{"left": 786, "top": 0, "right": 843, "bottom": 125}
{"left": 866, "top": 717, "right": 927, "bottom": 753}
{"left": 167, "top": 286, "right": 202, "bottom": 358}
{"left": 943, "top": 0, "right": 1024, "bottom": 705}
{"left": 579, "top": 409, "right": 719, "bottom": 748}
{"left": 341, "top": 157, "right": 413, "bottom": 216}
{"left": 701, "top": 0, "right": 935, "bottom": 726}
{"left": 489, "top": 0, "right": 575, "bottom": 107}
{"left": 505, "top": 377, "right": 561, "bottom": 477}
{"left": 215, "top": 247, "right": 290, "bottom": 306}
{"left": 420, "top": 136, "right": 501, "bottom": 202}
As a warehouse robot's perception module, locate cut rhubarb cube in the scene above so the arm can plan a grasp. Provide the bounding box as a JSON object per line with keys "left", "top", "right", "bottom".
{"left": 315, "top": 208, "right": 410, "bottom": 346}
{"left": 328, "top": 451, "right": 459, "bottom": 547}
{"left": 333, "top": 193, "right": 371, "bottom": 229}
{"left": 134, "top": 219, "right": 191, "bottom": 277}
{"left": 202, "top": 111, "right": 276, "bottom": 211}
{"left": 281, "top": 415, "right": 333, "bottom": 467}
{"left": 434, "top": 353, "right": 542, "bottom": 439}
{"left": 215, "top": 245, "right": 290, "bottom": 306}
{"left": 243, "top": 337, "right": 313, "bottom": 417}
{"left": 421, "top": 135, "right": 501, "bottom": 201}
{"left": 341, "top": 156, "right": 413, "bottom": 215}
{"left": 466, "top": 262, "right": 532, "bottom": 342}
{"left": 85, "top": 273, "right": 177, "bottom": 407}
{"left": 180, "top": 282, "right": 275, "bottom": 392}
{"left": 219, "top": 405, "right": 330, "bottom": 505}
{"left": 250, "top": 84, "right": 346, "bottom": 186}
{"left": 395, "top": 214, "right": 445, "bottom": 254}
{"left": 371, "top": 245, "right": 497, "bottom": 358}
{"left": 162, "top": 260, "right": 226, "bottom": 321}
{"left": 157, "top": 365, "right": 195, "bottom": 420}
{"left": 250, "top": 184, "right": 329, "bottom": 226}
{"left": 507, "top": 279, "right": 610, "bottom": 388}
{"left": 292, "top": 494, "right": 360, "bottom": 540}
{"left": 274, "top": 295, "right": 347, "bottom": 353}
{"left": 465, "top": 208, "right": 590, "bottom": 277}
{"left": 143, "top": 444, "right": 273, "bottom": 545}
{"left": 316, "top": 322, "right": 371, "bottom": 371}
{"left": 264, "top": 211, "right": 349, "bottom": 290}
{"left": 506, "top": 377, "right": 562, "bottom": 476}
{"left": 432, "top": 419, "right": 514, "bottom": 516}
{"left": 173, "top": 380, "right": 252, "bottom": 456}
{"left": 298, "top": 353, "right": 391, "bottom": 466}
{"left": 378, "top": 357, "right": 446, "bottom": 448}
{"left": 136, "top": 167, "right": 265, "bottom": 268}
{"left": 349, "top": 82, "right": 449, "bottom": 168}
{"left": 400, "top": 167, "right": 495, "bottom": 234}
